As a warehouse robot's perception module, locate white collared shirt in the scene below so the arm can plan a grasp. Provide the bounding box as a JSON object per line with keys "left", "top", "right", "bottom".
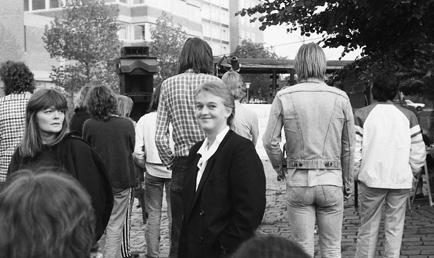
{"left": 195, "top": 126, "right": 230, "bottom": 191}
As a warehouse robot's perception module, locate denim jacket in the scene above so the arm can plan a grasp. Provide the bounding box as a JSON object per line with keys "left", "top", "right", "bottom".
{"left": 263, "top": 81, "right": 355, "bottom": 192}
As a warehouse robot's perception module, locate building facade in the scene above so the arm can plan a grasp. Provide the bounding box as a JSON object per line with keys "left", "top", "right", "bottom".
{"left": 0, "top": 0, "right": 264, "bottom": 85}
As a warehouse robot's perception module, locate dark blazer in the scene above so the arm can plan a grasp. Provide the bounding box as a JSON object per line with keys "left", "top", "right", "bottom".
{"left": 179, "top": 130, "right": 266, "bottom": 258}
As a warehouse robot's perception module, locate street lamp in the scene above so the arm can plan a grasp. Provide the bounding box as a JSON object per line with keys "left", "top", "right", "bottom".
{"left": 245, "top": 82, "right": 251, "bottom": 103}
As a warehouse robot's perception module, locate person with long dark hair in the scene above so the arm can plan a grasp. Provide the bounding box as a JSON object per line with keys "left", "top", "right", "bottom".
{"left": 7, "top": 88, "right": 113, "bottom": 242}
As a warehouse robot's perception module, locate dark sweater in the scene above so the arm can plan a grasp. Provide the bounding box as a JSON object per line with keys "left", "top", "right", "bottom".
{"left": 8, "top": 133, "right": 114, "bottom": 241}
{"left": 69, "top": 108, "right": 91, "bottom": 136}
{"left": 83, "top": 116, "right": 137, "bottom": 189}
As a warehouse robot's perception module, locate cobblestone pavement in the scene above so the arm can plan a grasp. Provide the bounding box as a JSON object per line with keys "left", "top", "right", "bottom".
{"left": 129, "top": 159, "right": 434, "bottom": 258}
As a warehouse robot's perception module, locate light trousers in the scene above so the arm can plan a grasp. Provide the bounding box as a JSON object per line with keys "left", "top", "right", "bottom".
{"left": 355, "top": 182, "right": 409, "bottom": 258}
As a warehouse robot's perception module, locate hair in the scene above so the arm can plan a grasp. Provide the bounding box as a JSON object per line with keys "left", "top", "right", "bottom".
{"left": 0, "top": 60, "right": 35, "bottom": 95}
{"left": 116, "top": 95, "right": 134, "bottom": 117}
{"left": 195, "top": 80, "right": 235, "bottom": 126}
{"left": 85, "top": 85, "right": 118, "bottom": 121}
{"left": 0, "top": 170, "right": 95, "bottom": 258}
{"left": 178, "top": 37, "right": 214, "bottom": 74}
{"left": 230, "top": 234, "right": 310, "bottom": 258}
{"left": 19, "top": 88, "right": 69, "bottom": 158}
{"left": 371, "top": 74, "right": 399, "bottom": 102}
{"left": 73, "top": 85, "right": 92, "bottom": 110}
{"left": 294, "top": 43, "right": 327, "bottom": 81}
{"left": 221, "top": 71, "right": 246, "bottom": 100}
{"left": 148, "top": 85, "right": 161, "bottom": 112}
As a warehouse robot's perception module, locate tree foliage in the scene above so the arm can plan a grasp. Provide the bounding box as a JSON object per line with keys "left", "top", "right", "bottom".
{"left": 238, "top": 0, "right": 434, "bottom": 98}
{"left": 232, "top": 39, "right": 280, "bottom": 100}
{"left": 43, "top": 0, "right": 121, "bottom": 93}
{"left": 149, "top": 12, "right": 187, "bottom": 87}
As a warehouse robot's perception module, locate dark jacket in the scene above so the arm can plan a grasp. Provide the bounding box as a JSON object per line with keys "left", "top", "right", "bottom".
{"left": 179, "top": 130, "right": 266, "bottom": 258}
{"left": 69, "top": 108, "right": 91, "bottom": 136}
{"left": 8, "top": 133, "right": 114, "bottom": 241}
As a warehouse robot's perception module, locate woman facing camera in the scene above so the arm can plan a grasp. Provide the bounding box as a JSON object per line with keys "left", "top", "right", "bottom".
{"left": 7, "top": 88, "right": 113, "bottom": 242}
{"left": 178, "top": 81, "right": 266, "bottom": 258}
{"left": 0, "top": 170, "right": 96, "bottom": 258}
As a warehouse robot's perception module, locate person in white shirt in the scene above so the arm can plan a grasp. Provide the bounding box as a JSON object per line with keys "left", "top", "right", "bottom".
{"left": 134, "top": 86, "right": 172, "bottom": 258}
{"left": 354, "top": 74, "right": 426, "bottom": 258}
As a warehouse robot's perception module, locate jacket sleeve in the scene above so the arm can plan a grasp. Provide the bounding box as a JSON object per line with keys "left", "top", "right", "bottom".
{"left": 341, "top": 99, "right": 355, "bottom": 196}
{"left": 133, "top": 117, "right": 146, "bottom": 168}
{"left": 59, "top": 137, "right": 114, "bottom": 241}
{"left": 409, "top": 115, "right": 426, "bottom": 173}
{"left": 155, "top": 82, "right": 174, "bottom": 168}
{"left": 262, "top": 95, "right": 284, "bottom": 176}
{"left": 217, "top": 140, "right": 266, "bottom": 253}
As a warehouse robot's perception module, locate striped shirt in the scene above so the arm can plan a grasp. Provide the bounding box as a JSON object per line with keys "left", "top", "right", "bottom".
{"left": 0, "top": 92, "right": 32, "bottom": 182}
{"left": 354, "top": 101, "right": 426, "bottom": 189}
{"left": 155, "top": 70, "right": 221, "bottom": 167}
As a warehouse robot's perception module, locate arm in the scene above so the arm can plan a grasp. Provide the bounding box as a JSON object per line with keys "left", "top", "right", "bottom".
{"left": 341, "top": 100, "right": 355, "bottom": 198}
{"left": 409, "top": 116, "right": 426, "bottom": 173}
{"left": 353, "top": 111, "right": 364, "bottom": 180}
{"left": 133, "top": 117, "right": 146, "bottom": 168}
{"left": 155, "top": 83, "right": 174, "bottom": 168}
{"left": 251, "top": 113, "right": 259, "bottom": 147}
{"left": 262, "top": 96, "right": 284, "bottom": 177}
{"left": 218, "top": 140, "right": 266, "bottom": 253}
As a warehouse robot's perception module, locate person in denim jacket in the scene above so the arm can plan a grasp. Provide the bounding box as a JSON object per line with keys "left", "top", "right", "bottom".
{"left": 262, "top": 43, "right": 355, "bottom": 257}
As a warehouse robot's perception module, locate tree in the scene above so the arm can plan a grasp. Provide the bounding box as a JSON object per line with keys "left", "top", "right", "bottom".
{"left": 149, "top": 12, "right": 187, "bottom": 87}
{"left": 232, "top": 39, "right": 280, "bottom": 100}
{"left": 238, "top": 0, "right": 434, "bottom": 97}
{"left": 43, "top": 0, "right": 121, "bottom": 93}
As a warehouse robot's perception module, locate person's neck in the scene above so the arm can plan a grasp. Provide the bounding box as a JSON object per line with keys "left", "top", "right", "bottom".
{"left": 41, "top": 133, "right": 57, "bottom": 145}
{"left": 206, "top": 125, "right": 227, "bottom": 147}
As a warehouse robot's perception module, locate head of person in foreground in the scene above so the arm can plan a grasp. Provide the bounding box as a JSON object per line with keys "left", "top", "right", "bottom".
{"left": 0, "top": 170, "right": 95, "bottom": 258}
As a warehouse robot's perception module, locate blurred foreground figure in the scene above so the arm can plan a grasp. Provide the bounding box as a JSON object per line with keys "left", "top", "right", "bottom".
{"left": 230, "top": 234, "right": 310, "bottom": 258}
{"left": 0, "top": 170, "right": 95, "bottom": 258}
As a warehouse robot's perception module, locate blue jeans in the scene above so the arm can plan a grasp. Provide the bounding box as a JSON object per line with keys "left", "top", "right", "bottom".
{"left": 287, "top": 185, "right": 344, "bottom": 257}
{"left": 355, "top": 183, "right": 409, "bottom": 258}
{"left": 145, "top": 173, "right": 171, "bottom": 258}
{"left": 104, "top": 187, "right": 131, "bottom": 258}
{"left": 170, "top": 156, "right": 188, "bottom": 258}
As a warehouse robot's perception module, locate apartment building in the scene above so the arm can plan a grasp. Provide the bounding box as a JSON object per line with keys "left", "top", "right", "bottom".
{"left": 0, "top": 0, "right": 263, "bottom": 83}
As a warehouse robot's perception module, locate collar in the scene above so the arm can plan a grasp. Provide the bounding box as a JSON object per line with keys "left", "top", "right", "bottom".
{"left": 198, "top": 126, "right": 230, "bottom": 156}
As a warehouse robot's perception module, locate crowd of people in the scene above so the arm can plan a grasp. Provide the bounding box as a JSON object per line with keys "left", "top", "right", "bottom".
{"left": 0, "top": 38, "right": 427, "bottom": 258}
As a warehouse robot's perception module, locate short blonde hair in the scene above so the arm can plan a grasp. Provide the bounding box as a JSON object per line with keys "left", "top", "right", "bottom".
{"left": 221, "top": 71, "right": 245, "bottom": 100}
{"left": 116, "top": 95, "right": 134, "bottom": 117}
{"left": 294, "top": 43, "right": 327, "bottom": 81}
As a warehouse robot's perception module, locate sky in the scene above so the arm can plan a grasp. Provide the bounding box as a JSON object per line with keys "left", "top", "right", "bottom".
{"left": 262, "top": 25, "right": 362, "bottom": 61}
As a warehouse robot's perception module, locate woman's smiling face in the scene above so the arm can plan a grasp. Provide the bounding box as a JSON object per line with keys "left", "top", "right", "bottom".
{"left": 195, "top": 91, "right": 231, "bottom": 137}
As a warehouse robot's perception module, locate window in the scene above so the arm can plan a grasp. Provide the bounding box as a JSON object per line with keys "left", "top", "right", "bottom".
{"left": 221, "top": 29, "right": 228, "bottom": 41}
{"left": 24, "top": 0, "right": 29, "bottom": 11}
{"left": 32, "top": 0, "right": 45, "bottom": 10}
{"left": 49, "top": 0, "right": 64, "bottom": 8}
{"left": 118, "top": 0, "right": 127, "bottom": 3}
{"left": 118, "top": 24, "right": 129, "bottom": 40}
{"left": 134, "top": 24, "right": 145, "bottom": 40}
{"left": 203, "top": 23, "right": 211, "bottom": 37}
{"left": 133, "top": 0, "right": 145, "bottom": 4}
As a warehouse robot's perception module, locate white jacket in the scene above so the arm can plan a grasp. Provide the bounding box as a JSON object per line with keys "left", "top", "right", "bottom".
{"left": 354, "top": 102, "right": 426, "bottom": 189}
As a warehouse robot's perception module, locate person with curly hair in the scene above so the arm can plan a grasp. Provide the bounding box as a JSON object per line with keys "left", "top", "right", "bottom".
{"left": 83, "top": 85, "right": 137, "bottom": 258}
{"left": 0, "top": 170, "right": 96, "bottom": 258}
{"left": 7, "top": 88, "right": 114, "bottom": 243}
{"left": 0, "top": 61, "right": 35, "bottom": 192}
